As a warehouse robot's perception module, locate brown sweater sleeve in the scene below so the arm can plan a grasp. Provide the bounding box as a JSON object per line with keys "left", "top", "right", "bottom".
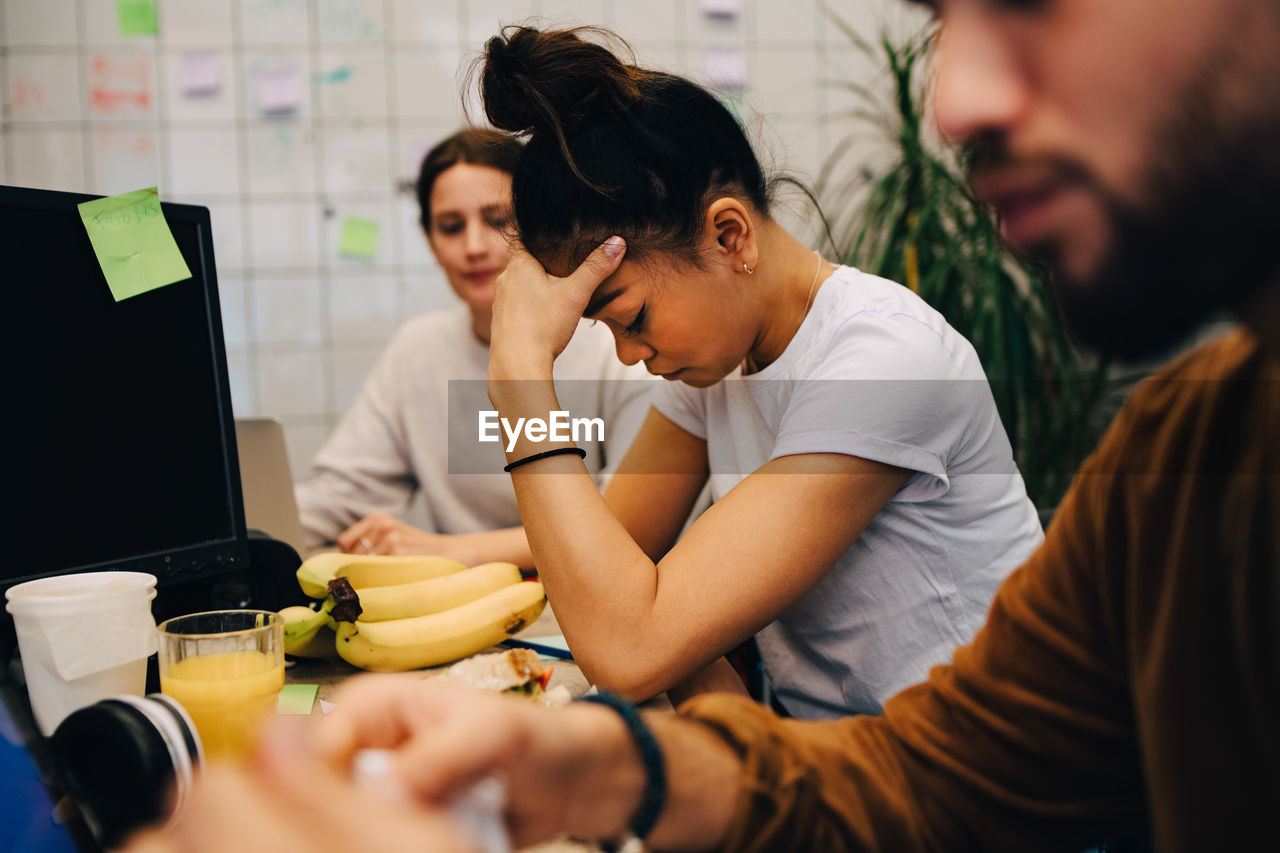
{"left": 680, "top": 400, "right": 1154, "bottom": 852}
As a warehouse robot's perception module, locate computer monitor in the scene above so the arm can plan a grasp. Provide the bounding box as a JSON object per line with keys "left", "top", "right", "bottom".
{"left": 1, "top": 185, "right": 249, "bottom": 601}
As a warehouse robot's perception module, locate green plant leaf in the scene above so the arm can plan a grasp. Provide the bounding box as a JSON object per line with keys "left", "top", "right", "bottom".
{"left": 816, "top": 16, "right": 1122, "bottom": 509}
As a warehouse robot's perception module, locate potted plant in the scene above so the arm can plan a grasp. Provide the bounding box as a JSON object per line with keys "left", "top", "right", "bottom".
{"left": 816, "top": 17, "right": 1125, "bottom": 512}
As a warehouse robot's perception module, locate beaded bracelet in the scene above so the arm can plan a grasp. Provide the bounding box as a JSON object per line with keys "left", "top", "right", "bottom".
{"left": 576, "top": 691, "right": 667, "bottom": 843}
{"left": 502, "top": 446, "right": 587, "bottom": 473}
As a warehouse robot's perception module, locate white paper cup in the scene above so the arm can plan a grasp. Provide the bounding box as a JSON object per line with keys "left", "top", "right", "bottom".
{"left": 6, "top": 572, "right": 158, "bottom": 735}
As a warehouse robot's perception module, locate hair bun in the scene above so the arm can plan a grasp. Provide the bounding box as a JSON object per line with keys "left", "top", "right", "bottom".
{"left": 480, "top": 26, "right": 647, "bottom": 141}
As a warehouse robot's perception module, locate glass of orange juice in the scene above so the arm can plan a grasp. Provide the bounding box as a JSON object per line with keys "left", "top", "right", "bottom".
{"left": 156, "top": 610, "right": 284, "bottom": 764}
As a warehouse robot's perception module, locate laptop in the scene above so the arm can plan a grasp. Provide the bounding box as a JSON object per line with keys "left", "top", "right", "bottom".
{"left": 233, "top": 418, "right": 309, "bottom": 556}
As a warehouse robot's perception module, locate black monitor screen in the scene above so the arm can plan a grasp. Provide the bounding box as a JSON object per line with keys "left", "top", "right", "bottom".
{"left": 2, "top": 185, "right": 248, "bottom": 592}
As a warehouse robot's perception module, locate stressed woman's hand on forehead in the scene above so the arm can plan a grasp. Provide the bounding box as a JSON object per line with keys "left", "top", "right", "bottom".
{"left": 487, "top": 235, "right": 627, "bottom": 380}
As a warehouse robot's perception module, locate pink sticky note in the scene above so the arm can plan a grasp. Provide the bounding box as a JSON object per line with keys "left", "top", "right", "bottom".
{"left": 411, "top": 138, "right": 436, "bottom": 172}
{"left": 700, "top": 0, "right": 741, "bottom": 18}
{"left": 258, "top": 68, "right": 301, "bottom": 114}
{"left": 180, "top": 51, "right": 220, "bottom": 95}
{"left": 704, "top": 49, "right": 747, "bottom": 92}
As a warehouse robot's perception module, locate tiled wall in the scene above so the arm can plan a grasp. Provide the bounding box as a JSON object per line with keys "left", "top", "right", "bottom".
{"left": 0, "top": 0, "right": 927, "bottom": 479}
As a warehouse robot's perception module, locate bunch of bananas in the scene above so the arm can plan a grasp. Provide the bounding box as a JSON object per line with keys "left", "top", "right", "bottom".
{"left": 280, "top": 553, "right": 546, "bottom": 672}
{"left": 294, "top": 552, "right": 469, "bottom": 599}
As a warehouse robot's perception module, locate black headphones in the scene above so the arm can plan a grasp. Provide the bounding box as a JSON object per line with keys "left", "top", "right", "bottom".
{"left": 52, "top": 694, "right": 203, "bottom": 849}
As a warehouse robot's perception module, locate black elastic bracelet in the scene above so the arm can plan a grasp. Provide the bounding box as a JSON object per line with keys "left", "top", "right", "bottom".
{"left": 502, "top": 446, "right": 587, "bottom": 473}
{"left": 577, "top": 691, "right": 667, "bottom": 842}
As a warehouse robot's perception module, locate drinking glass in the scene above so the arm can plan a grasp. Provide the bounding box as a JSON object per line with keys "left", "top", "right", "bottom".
{"left": 157, "top": 610, "right": 284, "bottom": 763}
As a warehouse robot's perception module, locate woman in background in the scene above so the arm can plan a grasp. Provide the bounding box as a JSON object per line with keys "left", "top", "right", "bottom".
{"left": 295, "top": 128, "right": 653, "bottom": 565}
{"left": 476, "top": 26, "right": 1044, "bottom": 715}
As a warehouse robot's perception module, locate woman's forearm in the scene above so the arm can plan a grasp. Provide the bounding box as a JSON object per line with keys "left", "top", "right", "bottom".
{"left": 456, "top": 526, "right": 534, "bottom": 569}
{"left": 488, "top": 375, "right": 684, "bottom": 695}
{"left": 665, "top": 657, "right": 750, "bottom": 709}
{"left": 487, "top": 374, "right": 900, "bottom": 700}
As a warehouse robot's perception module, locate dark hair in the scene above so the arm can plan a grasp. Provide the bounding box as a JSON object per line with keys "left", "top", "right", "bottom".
{"left": 477, "top": 26, "right": 771, "bottom": 268}
{"left": 415, "top": 128, "right": 522, "bottom": 227}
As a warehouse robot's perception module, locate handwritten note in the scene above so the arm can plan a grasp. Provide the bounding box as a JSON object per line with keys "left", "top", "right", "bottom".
{"left": 116, "top": 1, "right": 158, "bottom": 36}
{"left": 78, "top": 187, "right": 192, "bottom": 302}
{"left": 180, "top": 51, "right": 220, "bottom": 95}
{"left": 258, "top": 68, "right": 301, "bottom": 114}
{"left": 89, "top": 54, "right": 154, "bottom": 120}
{"left": 338, "top": 217, "right": 380, "bottom": 259}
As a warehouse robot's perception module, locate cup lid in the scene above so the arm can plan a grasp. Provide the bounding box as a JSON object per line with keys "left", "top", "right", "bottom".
{"left": 5, "top": 572, "right": 157, "bottom": 611}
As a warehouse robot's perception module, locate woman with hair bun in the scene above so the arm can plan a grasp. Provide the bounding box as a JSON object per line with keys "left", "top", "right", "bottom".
{"left": 294, "top": 127, "right": 652, "bottom": 564}
{"left": 480, "top": 26, "right": 1044, "bottom": 716}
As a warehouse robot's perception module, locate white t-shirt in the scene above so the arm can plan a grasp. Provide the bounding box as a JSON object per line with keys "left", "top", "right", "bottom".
{"left": 653, "top": 265, "right": 1044, "bottom": 718}
{"left": 297, "top": 306, "right": 654, "bottom": 546}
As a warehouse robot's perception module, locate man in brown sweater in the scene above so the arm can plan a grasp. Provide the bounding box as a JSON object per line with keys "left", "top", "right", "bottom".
{"left": 127, "top": 0, "right": 1279, "bottom": 851}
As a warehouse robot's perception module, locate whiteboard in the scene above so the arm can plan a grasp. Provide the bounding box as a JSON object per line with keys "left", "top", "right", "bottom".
{"left": 0, "top": 0, "right": 917, "bottom": 478}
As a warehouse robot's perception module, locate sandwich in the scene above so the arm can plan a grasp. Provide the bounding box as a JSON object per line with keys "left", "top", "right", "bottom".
{"left": 442, "top": 648, "right": 553, "bottom": 698}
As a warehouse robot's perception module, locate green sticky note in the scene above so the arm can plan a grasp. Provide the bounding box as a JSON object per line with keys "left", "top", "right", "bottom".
{"left": 716, "top": 92, "right": 745, "bottom": 127}
{"left": 277, "top": 683, "right": 319, "bottom": 715}
{"left": 78, "top": 187, "right": 192, "bottom": 302}
{"left": 117, "top": 0, "right": 157, "bottom": 36}
{"left": 338, "top": 217, "right": 380, "bottom": 259}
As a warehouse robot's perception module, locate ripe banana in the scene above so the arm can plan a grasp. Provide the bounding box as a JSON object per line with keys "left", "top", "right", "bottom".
{"left": 347, "top": 561, "right": 523, "bottom": 622}
{"left": 296, "top": 553, "right": 467, "bottom": 599}
{"left": 293, "top": 623, "right": 338, "bottom": 658}
{"left": 336, "top": 554, "right": 469, "bottom": 590}
{"left": 334, "top": 580, "right": 547, "bottom": 672}
{"left": 280, "top": 603, "right": 338, "bottom": 658}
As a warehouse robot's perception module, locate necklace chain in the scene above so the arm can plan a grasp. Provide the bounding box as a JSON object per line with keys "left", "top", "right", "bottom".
{"left": 802, "top": 249, "right": 823, "bottom": 317}
{"left": 744, "top": 250, "right": 825, "bottom": 374}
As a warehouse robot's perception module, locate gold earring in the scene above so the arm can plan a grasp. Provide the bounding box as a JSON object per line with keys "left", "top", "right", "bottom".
{"left": 743, "top": 263, "right": 754, "bottom": 275}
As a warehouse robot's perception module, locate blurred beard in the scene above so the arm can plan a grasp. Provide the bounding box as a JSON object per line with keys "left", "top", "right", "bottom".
{"left": 970, "top": 65, "right": 1280, "bottom": 363}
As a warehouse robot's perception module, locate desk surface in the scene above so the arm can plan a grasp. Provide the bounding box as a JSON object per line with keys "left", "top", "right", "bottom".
{"left": 284, "top": 605, "right": 598, "bottom": 704}
{"left": 282, "top": 605, "right": 665, "bottom": 853}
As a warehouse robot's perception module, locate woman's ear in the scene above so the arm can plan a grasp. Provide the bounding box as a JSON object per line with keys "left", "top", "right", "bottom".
{"left": 706, "top": 198, "right": 758, "bottom": 273}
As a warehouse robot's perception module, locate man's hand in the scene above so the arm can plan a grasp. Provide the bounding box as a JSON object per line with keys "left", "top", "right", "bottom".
{"left": 315, "top": 675, "right": 645, "bottom": 848}
{"left": 123, "top": 717, "right": 468, "bottom": 853}
{"left": 129, "top": 675, "right": 742, "bottom": 852}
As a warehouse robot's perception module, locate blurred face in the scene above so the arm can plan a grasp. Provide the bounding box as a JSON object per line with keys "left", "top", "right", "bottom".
{"left": 923, "top": 0, "right": 1280, "bottom": 359}
{"left": 582, "top": 252, "right": 759, "bottom": 388}
{"left": 424, "top": 163, "right": 513, "bottom": 317}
